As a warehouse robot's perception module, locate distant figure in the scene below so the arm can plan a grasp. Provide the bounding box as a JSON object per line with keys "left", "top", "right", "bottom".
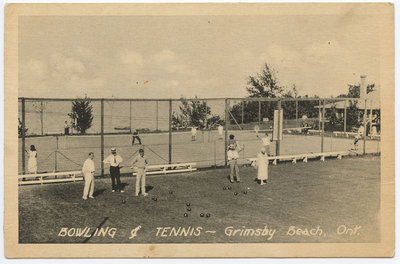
{"left": 64, "top": 121, "right": 70, "bottom": 135}
{"left": 82, "top": 152, "right": 95, "bottom": 200}
{"left": 257, "top": 132, "right": 272, "bottom": 156}
{"left": 132, "top": 129, "right": 142, "bottom": 145}
{"left": 191, "top": 127, "right": 197, "bottom": 141}
{"left": 217, "top": 125, "right": 223, "bottom": 139}
{"left": 353, "top": 125, "right": 364, "bottom": 150}
{"left": 28, "top": 145, "right": 37, "bottom": 174}
{"left": 131, "top": 148, "right": 148, "bottom": 197}
{"left": 103, "top": 148, "right": 124, "bottom": 193}
{"left": 254, "top": 125, "right": 260, "bottom": 135}
{"left": 303, "top": 122, "right": 310, "bottom": 135}
{"left": 227, "top": 134, "right": 241, "bottom": 183}
{"left": 256, "top": 147, "right": 269, "bottom": 185}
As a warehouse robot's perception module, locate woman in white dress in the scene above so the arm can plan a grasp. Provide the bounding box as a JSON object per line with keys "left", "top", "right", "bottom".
{"left": 256, "top": 147, "right": 269, "bottom": 185}
{"left": 28, "top": 145, "right": 38, "bottom": 174}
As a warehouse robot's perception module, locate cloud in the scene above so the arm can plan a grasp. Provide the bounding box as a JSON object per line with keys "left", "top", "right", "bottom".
{"left": 24, "top": 59, "right": 48, "bottom": 79}
{"left": 260, "top": 44, "right": 305, "bottom": 70}
{"left": 19, "top": 52, "right": 105, "bottom": 98}
{"left": 152, "top": 49, "right": 176, "bottom": 65}
{"left": 119, "top": 50, "right": 145, "bottom": 68}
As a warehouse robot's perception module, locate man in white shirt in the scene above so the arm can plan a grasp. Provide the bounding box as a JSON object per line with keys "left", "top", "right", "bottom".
{"left": 82, "top": 152, "right": 95, "bottom": 200}
{"left": 217, "top": 125, "right": 223, "bottom": 139}
{"left": 191, "top": 127, "right": 197, "bottom": 141}
{"left": 353, "top": 125, "right": 365, "bottom": 150}
{"left": 130, "top": 148, "right": 148, "bottom": 197}
{"left": 103, "top": 148, "right": 124, "bottom": 193}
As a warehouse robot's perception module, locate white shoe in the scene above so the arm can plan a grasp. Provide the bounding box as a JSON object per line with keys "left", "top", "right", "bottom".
{"left": 120, "top": 190, "right": 125, "bottom": 193}
{"left": 135, "top": 194, "right": 139, "bottom": 197}
{"left": 112, "top": 190, "right": 115, "bottom": 193}
{"left": 89, "top": 196, "right": 94, "bottom": 199}
{"left": 143, "top": 193, "right": 148, "bottom": 197}
{"left": 82, "top": 196, "right": 87, "bottom": 200}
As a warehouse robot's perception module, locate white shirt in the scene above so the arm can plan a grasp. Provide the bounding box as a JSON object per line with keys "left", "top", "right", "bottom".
{"left": 82, "top": 158, "right": 95, "bottom": 174}
{"left": 103, "top": 154, "right": 123, "bottom": 167}
{"left": 261, "top": 136, "right": 271, "bottom": 146}
{"left": 218, "top": 125, "right": 223, "bottom": 134}
{"left": 191, "top": 127, "right": 197, "bottom": 136}
{"left": 132, "top": 154, "right": 147, "bottom": 169}
{"left": 227, "top": 150, "right": 239, "bottom": 161}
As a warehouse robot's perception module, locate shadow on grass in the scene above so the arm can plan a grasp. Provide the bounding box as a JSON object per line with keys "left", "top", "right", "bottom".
{"left": 145, "top": 185, "right": 154, "bottom": 193}
{"left": 93, "top": 188, "right": 106, "bottom": 197}
{"left": 120, "top": 183, "right": 129, "bottom": 190}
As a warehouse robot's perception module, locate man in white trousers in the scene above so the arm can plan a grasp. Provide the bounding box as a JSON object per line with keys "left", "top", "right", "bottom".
{"left": 82, "top": 152, "right": 95, "bottom": 200}
{"left": 131, "top": 148, "right": 148, "bottom": 197}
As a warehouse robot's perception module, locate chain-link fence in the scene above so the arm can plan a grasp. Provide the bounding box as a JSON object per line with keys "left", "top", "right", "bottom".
{"left": 18, "top": 97, "right": 381, "bottom": 176}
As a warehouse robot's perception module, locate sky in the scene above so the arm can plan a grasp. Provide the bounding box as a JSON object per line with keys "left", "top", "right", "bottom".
{"left": 18, "top": 13, "right": 383, "bottom": 99}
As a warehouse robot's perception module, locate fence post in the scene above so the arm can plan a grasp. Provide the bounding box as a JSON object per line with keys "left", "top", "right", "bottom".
{"left": 321, "top": 100, "right": 325, "bottom": 153}
{"left": 241, "top": 100, "right": 244, "bottom": 124}
{"left": 204, "top": 100, "right": 208, "bottom": 129}
{"left": 214, "top": 140, "right": 217, "bottom": 168}
{"left": 258, "top": 100, "right": 261, "bottom": 124}
{"left": 369, "top": 100, "right": 373, "bottom": 135}
{"left": 318, "top": 100, "right": 321, "bottom": 131}
{"left": 224, "top": 99, "right": 229, "bottom": 166}
{"left": 101, "top": 99, "right": 104, "bottom": 176}
{"left": 156, "top": 100, "right": 159, "bottom": 131}
{"left": 129, "top": 100, "right": 132, "bottom": 133}
{"left": 21, "top": 98, "right": 26, "bottom": 174}
{"left": 40, "top": 100, "right": 44, "bottom": 136}
{"left": 169, "top": 99, "right": 172, "bottom": 164}
{"left": 344, "top": 100, "right": 347, "bottom": 132}
{"left": 363, "top": 99, "right": 367, "bottom": 155}
{"left": 276, "top": 100, "right": 282, "bottom": 156}
{"left": 54, "top": 136, "right": 58, "bottom": 172}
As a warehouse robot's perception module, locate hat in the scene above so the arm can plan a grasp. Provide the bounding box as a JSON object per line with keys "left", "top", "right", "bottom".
{"left": 111, "top": 148, "right": 116, "bottom": 152}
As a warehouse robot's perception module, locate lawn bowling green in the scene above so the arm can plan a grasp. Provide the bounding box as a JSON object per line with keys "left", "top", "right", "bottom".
{"left": 18, "top": 155, "right": 380, "bottom": 243}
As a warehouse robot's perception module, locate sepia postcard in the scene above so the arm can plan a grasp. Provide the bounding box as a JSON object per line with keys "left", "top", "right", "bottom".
{"left": 4, "top": 3, "right": 395, "bottom": 258}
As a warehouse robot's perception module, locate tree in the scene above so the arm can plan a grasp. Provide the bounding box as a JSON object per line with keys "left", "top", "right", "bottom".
{"left": 246, "top": 63, "right": 285, "bottom": 98}
{"left": 68, "top": 96, "right": 94, "bottom": 134}
{"left": 338, "top": 83, "right": 375, "bottom": 98}
{"left": 172, "top": 97, "right": 223, "bottom": 130}
{"left": 336, "top": 82, "right": 375, "bottom": 131}
{"left": 18, "top": 118, "right": 28, "bottom": 137}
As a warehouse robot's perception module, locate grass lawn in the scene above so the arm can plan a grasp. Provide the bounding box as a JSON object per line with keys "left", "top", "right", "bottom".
{"left": 19, "top": 155, "right": 380, "bottom": 244}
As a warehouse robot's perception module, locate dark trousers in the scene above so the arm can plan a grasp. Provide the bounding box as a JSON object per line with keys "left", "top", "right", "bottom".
{"left": 110, "top": 166, "right": 121, "bottom": 191}
{"left": 132, "top": 135, "right": 142, "bottom": 145}
{"left": 64, "top": 128, "right": 69, "bottom": 135}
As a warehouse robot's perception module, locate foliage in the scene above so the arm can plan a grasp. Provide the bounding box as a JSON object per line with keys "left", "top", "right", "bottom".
{"left": 246, "top": 63, "right": 285, "bottom": 98}
{"left": 230, "top": 66, "right": 319, "bottom": 125}
{"left": 338, "top": 83, "right": 375, "bottom": 98}
{"left": 68, "top": 96, "right": 94, "bottom": 134}
{"left": 18, "top": 118, "right": 28, "bottom": 137}
{"left": 333, "top": 83, "right": 375, "bottom": 131}
{"left": 172, "top": 97, "right": 223, "bottom": 130}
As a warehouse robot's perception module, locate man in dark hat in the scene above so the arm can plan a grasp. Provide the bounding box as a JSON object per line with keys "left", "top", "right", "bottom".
{"left": 103, "top": 148, "right": 124, "bottom": 192}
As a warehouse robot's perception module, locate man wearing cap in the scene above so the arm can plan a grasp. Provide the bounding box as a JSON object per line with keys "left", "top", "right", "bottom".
{"left": 103, "top": 148, "right": 124, "bottom": 193}
{"left": 130, "top": 148, "right": 148, "bottom": 197}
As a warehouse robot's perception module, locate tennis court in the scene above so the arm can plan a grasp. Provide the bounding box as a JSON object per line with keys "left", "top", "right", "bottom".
{"left": 18, "top": 130, "right": 380, "bottom": 174}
